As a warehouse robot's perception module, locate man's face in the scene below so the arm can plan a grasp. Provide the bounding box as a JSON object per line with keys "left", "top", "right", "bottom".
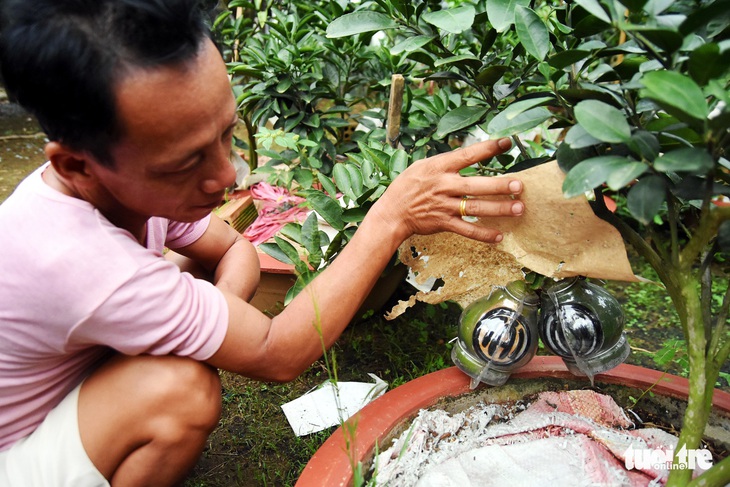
{"left": 92, "top": 39, "right": 238, "bottom": 223}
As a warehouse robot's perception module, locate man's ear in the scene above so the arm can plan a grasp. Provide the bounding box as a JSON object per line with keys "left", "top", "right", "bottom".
{"left": 44, "top": 141, "right": 98, "bottom": 186}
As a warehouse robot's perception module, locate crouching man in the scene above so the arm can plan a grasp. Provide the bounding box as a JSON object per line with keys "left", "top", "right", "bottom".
{"left": 0, "top": 1, "right": 524, "bottom": 485}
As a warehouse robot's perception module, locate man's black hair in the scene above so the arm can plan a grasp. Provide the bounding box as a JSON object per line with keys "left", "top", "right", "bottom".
{"left": 0, "top": 0, "right": 211, "bottom": 166}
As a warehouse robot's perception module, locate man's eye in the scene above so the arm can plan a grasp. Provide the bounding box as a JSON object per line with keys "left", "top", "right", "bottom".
{"left": 166, "top": 157, "right": 202, "bottom": 175}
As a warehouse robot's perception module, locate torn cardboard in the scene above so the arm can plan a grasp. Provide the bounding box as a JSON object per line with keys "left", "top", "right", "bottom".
{"left": 387, "top": 161, "right": 636, "bottom": 319}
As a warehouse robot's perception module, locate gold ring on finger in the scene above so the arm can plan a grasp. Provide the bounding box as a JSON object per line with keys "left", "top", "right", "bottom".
{"left": 459, "top": 196, "right": 469, "bottom": 218}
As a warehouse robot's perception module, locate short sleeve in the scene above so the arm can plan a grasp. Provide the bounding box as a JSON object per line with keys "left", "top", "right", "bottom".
{"left": 69, "top": 257, "right": 229, "bottom": 361}
{"left": 165, "top": 214, "right": 212, "bottom": 249}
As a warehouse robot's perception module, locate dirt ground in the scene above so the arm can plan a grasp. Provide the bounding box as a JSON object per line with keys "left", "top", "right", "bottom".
{"left": 0, "top": 97, "right": 47, "bottom": 200}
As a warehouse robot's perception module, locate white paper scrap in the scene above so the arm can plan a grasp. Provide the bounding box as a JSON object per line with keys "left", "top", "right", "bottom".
{"left": 281, "top": 374, "right": 388, "bottom": 436}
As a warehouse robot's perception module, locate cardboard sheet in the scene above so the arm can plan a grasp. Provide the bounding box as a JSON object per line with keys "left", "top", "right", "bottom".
{"left": 387, "top": 161, "right": 636, "bottom": 319}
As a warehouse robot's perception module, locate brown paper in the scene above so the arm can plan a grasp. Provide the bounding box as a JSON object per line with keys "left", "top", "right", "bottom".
{"left": 386, "top": 160, "right": 636, "bottom": 319}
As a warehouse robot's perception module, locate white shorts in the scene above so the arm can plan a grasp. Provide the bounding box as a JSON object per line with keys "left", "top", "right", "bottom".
{"left": 0, "top": 383, "right": 109, "bottom": 487}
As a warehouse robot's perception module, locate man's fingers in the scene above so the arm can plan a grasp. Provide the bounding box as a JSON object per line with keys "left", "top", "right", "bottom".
{"left": 459, "top": 197, "right": 524, "bottom": 218}
{"left": 435, "top": 138, "right": 513, "bottom": 171}
{"left": 444, "top": 218, "right": 505, "bottom": 243}
{"left": 455, "top": 176, "right": 523, "bottom": 198}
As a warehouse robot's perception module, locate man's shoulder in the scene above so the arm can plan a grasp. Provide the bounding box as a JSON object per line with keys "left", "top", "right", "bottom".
{"left": 0, "top": 183, "right": 160, "bottom": 308}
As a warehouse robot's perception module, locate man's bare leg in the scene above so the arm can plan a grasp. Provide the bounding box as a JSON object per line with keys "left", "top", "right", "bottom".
{"left": 78, "top": 354, "right": 221, "bottom": 486}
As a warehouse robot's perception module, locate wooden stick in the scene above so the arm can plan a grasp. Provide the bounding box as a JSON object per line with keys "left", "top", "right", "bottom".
{"left": 386, "top": 74, "right": 405, "bottom": 149}
{"left": 232, "top": 7, "right": 244, "bottom": 63}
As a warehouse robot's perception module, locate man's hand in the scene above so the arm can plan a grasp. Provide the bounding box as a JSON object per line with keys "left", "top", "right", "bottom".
{"left": 370, "top": 138, "right": 523, "bottom": 243}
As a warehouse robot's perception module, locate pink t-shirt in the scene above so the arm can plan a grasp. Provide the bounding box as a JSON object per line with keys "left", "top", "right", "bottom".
{"left": 0, "top": 164, "right": 229, "bottom": 451}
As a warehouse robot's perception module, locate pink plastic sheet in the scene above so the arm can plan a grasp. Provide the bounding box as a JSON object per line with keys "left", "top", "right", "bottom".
{"left": 242, "top": 182, "right": 308, "bottom": 246}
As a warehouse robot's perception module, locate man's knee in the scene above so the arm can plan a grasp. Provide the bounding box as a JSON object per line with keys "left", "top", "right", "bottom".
{"left": 78, "top": 355, "right": 222, "bottom": 483}
{"left": 142, "top": 356, "right": 222, "bottom": 430}
{"left": 88, "top": 355, "right": 222, "bottom": 431}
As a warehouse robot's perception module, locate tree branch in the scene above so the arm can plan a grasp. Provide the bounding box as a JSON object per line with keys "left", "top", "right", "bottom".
{"left": 688, "top": 449, "right": 730, "bottom": 487}
{"left": 681, "top": 206, "right": 730, "bottom": 268}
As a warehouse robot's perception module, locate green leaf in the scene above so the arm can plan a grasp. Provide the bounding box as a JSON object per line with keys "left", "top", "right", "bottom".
{"left": 303, "top": 114, "right": 321, "bottom": 128}
{"left": 300, "top": 189, "right": 344, "bottom": 231}
{"left": 279, "top": 223, "right": 302, "bottom": 245}
{"left": 342, "top": 207, "right": 369, "bottom": 223}
{"left": 559, "top": 87, "right": 619, "bottom": 107}
{"left": 514, "top": 6, "right": 550, "bottom": 61}
{"left": 322, "top": 117, "right": 353, "bottom": 128}
{"left": 574, "top": 100, "right": 631, "bottom": 143}
{"left": 627, "top": 176, "right": 666, "bottom": 225}
{"left": 411, "top": 98, "right": 437, "bottom": 116}
{"left": 345, "top": 164, "right": 364, "bottom": 197}
{"left": 565, "top": 124, "right": 602, "bottom": 149}
{"left": 680, "top": 0, "right": 730, "bottom": 36}
{"left": 316, "top": 171, "right": 338, "bottom": 198}
{"left": 626, "top": 130, "right": 660, "bottom": 162}
{"left": 298, "top": 139, "right": 318, "bottom": 148}
{"left": 548, "top": 50, "right": 590, "bottom": 70}
{"left": 606, "top": 160, "right": 647, "bottom": 190}
{"left": 434, "top": 54, "right": 482, "bottom": 68}
{"left": 626, "top": 27, "right": 683, "bottom": 54}
{"left": 256, "top": 149, "right": 286, "bottom": 160}
{"left": 573, "top": 14, "right": 611, "bottom": 37}
{"left": 555, "top": 142, "right": 597, "bottom": 172}
{"left": 326, "top": 11, "right": 398, "bottom": 38}
{"left": 562, "top": 156, "right": 636, "bottom": 198}
{"left": 391, "top": 35, "right": 435, "bottom": 55}
{"left": 496, "top": 96, "right": 553, "bottom": 120}
{"left": 422, "top": 5, "right": 476, "bottom": 34}
{"left": 275, "top": 77, "right": 292, "bottom": 93}
{"left": 301, "top": 212, "right": 323, "bottom": 267}
{"left": 653, "top": 339, "right": 683, "bottom": 367}
{"left": 292, "top": 168, "right": 314, "bottom": 189}
{"left": 259, "top": 242, "right": 294, "bottom": 266}
{"left": 688, "top": 42, "right": 726, "bottom": 86}
{"left": 640, "top": 71, "right": 709, "bottom": 122}
{"left": 274, "top": 235, "right": 301, "bottom": 265}
{"left": 486, "top": 0, "right": 530, "bottom": 32}
{"left": 360, "top": 159, "right": 380, "bottom": 188}
{"left": 324, "top": 231, "right": 344, "bottom": 262}
{"left": 285, "top": 270, "right": 318, "bottom": 305}
{"left": 475, "top": 65, "right": 509, "bottom": 88}
{"left": 283, "top": 113, "right": 305, "bottom": 133}
{"left": 333, "top": 163, "right": 356, "bottom": 200}
{"left": 389, "top": 150, "right": 409, "bottom": 180}
{"left": 359, "top": 144, "right": 391, "bottom": 174}
{"left": 435, "top": 106, "right": 488, "bottom": 139}
{"left": 573, "top": 0, "right": 611, "bottom": 24}
{"left": 424, "top": 71, "right": 472, "bottom": 85}
{"left": 654, "top": 148, "right": 714, "bottom": 174}
{"left": 487, "top": 106, "right": 552, "bottom": 138}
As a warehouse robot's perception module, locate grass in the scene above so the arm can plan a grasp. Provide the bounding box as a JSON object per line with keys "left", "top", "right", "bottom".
{"left": 185, "top": 253, "right": 729, "bottom": 486}
{"left": 185, "top": 291, "right": 465, "bottom": 487}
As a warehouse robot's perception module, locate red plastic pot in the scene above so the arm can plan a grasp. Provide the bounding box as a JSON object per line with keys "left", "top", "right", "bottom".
{"left": 296, "top": 356, "right": 730, "bottom": 487}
